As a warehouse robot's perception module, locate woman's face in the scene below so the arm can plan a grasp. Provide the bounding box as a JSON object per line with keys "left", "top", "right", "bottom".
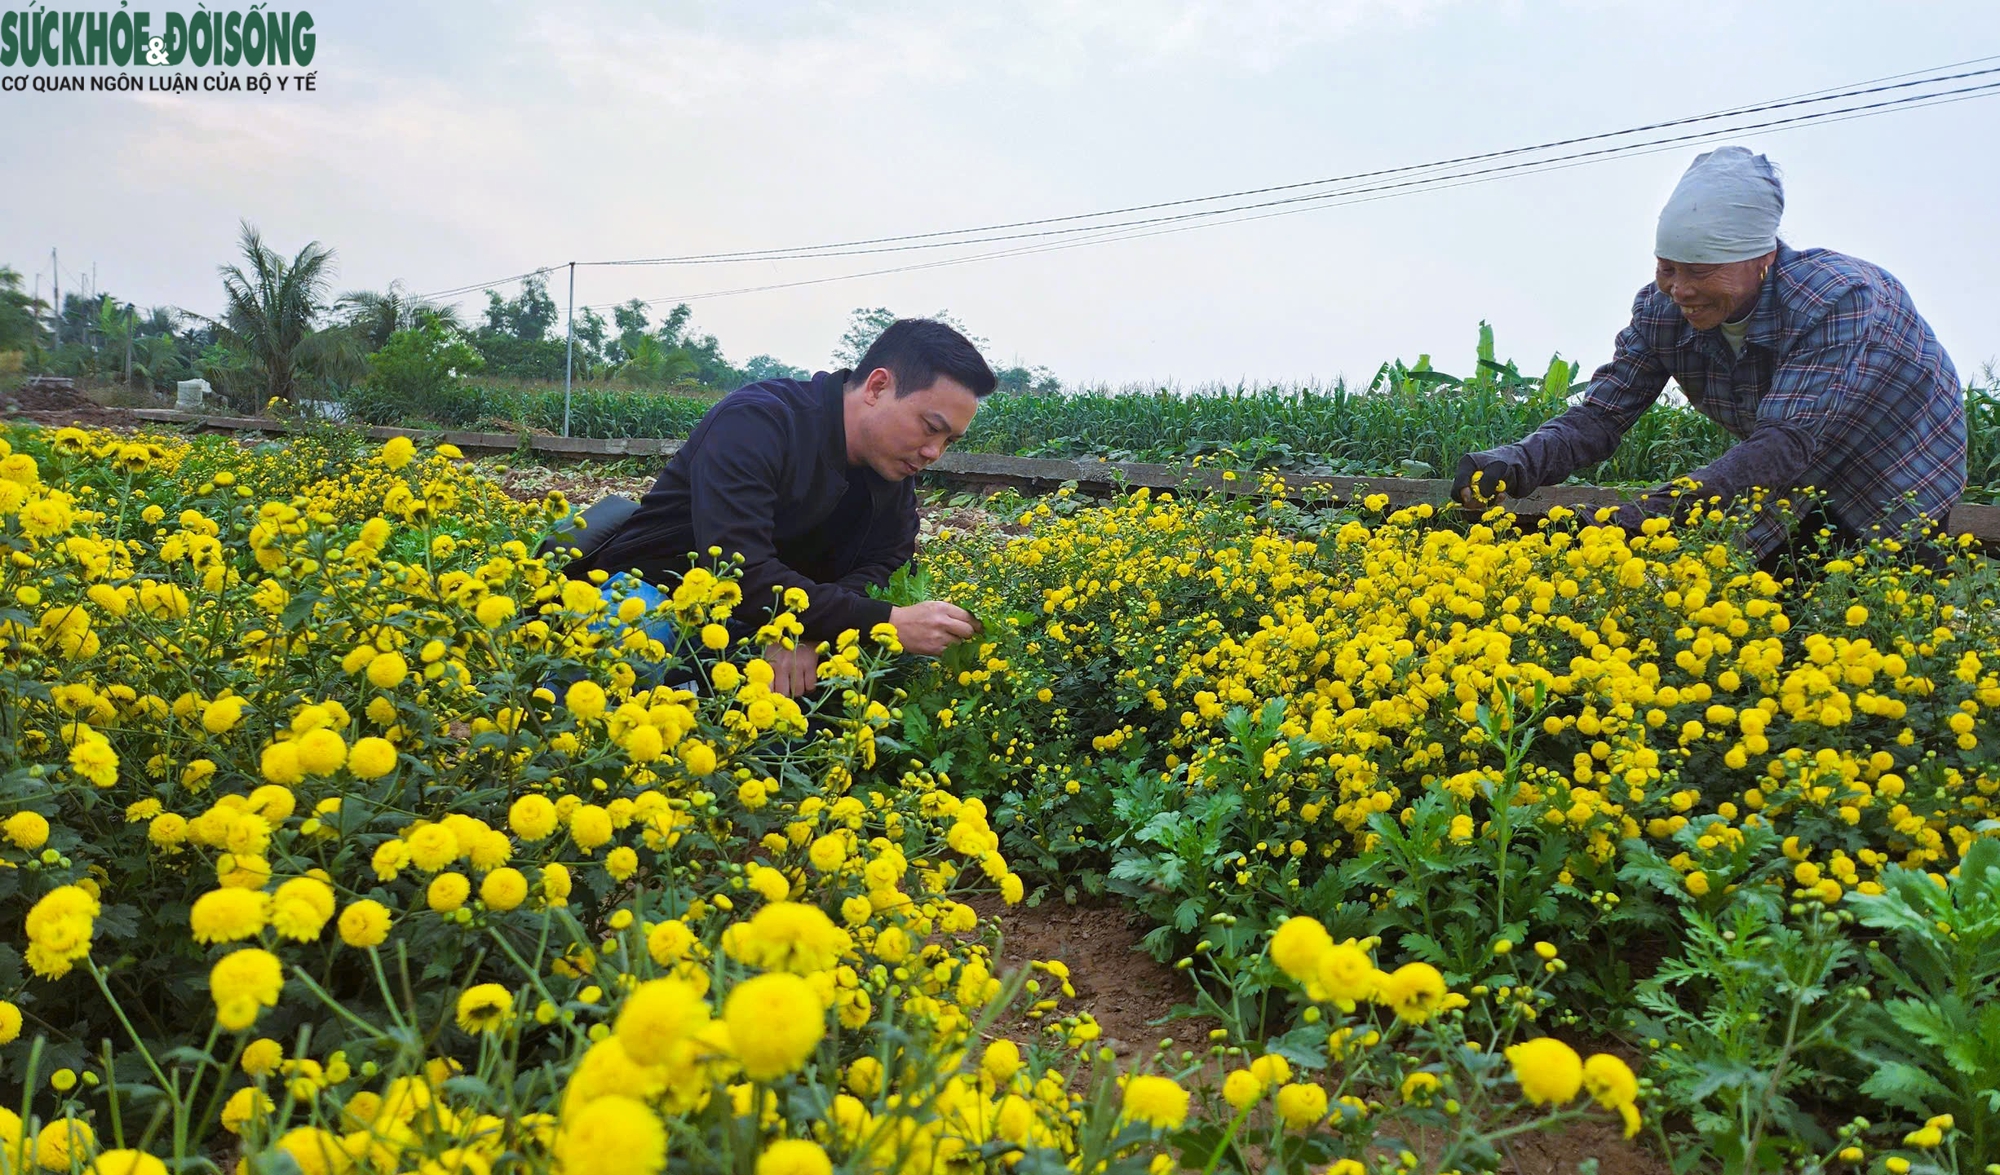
{"left": 1654, "top": 253, "right": 1773, "bottom": 332}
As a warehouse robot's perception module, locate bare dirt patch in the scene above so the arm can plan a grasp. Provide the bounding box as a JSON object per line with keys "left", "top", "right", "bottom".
{"left": 477, "top": 460, "right": 657, "bottom": 507}
{"left": 1493, "top": 1120, "right": 1670, "bottom": 1175}
{"left": 970, "top": 894, "right": 1220, "bottom": 1061}
{"left": 1, "top": 383, "right": 135, "bottom": 429}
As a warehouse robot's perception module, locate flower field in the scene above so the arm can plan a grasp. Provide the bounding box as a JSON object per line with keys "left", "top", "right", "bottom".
{"left": 901, "top": 481, "right": 2000, "bottom": 1170}
{"left": 0, "top": 425, "right": 1656, "bottom": 1174}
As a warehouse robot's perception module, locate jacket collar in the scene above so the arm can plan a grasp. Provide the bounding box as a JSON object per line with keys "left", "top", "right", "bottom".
{"left": 820, "top": 369, "right": 852, "bottom": 471}
{"left": 1742, "top": 243, "right": 1794, "bottom": 351}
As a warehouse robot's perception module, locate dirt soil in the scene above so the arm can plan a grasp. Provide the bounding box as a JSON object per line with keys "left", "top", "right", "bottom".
{"left": 480, "top": 460, "right": 657, "bottom": 507}
{"left": 1487, "top": 1120, "right": 1669, "bottom": 1175}
{"left": 0, "top": 383, "right": 135, "bottom": 429}
{"left": 968, "top": 894, "right": 1221, "bottom": 1062}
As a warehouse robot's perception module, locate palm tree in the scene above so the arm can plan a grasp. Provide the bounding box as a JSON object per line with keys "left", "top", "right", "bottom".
{"left": 336, "top": 281, "right": 462, "bottom": 353}
{"left": 0, "top": 266, "right": 43, "bottom": 352}
{"left": 137, "top": 305, "right": 180, "bottom": 337}
{"left": 127, "top": 333, "right": 191, "bottom": 393}
{"left": 87, "top": 305, "right": 197, "bottom": 392}
{"left": 202, "top": 220, "right": 362, "bottom": 403}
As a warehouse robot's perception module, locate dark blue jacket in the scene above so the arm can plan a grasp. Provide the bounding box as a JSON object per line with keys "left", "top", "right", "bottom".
{"left": 569, "top": 370, "right": 913, "bottom": 641}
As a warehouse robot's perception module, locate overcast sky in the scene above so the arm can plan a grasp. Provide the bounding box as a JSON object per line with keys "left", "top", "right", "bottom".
{"left": 5, "top": 0, "right": 1998, "bottom": 387}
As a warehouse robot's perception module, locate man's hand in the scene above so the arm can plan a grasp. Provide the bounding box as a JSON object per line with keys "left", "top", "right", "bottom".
{"left": 763, "top": 642, "right": 819, "bottom": 698}
{"left": 888, "top": 601, "right": 980, "bottom": 656}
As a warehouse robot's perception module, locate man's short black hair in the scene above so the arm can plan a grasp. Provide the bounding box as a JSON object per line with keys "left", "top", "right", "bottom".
{"left": 851, "top": 318, "right": 997, "bottom": 398}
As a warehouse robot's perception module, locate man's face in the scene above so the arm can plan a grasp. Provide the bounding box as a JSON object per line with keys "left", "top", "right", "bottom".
{"left": 850, "top": 370, "right": 980, "bottom": 481}
{"left": 1655, "top": 254, "right": 1771, "bottom": 332}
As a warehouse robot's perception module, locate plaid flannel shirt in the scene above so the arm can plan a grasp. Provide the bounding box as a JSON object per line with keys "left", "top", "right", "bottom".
{"left": 1494, "top": 244, "right": 1964, "bottom": 556}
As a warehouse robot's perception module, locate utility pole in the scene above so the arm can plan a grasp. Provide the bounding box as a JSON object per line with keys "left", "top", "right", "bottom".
{"left": 562, "top": 261, "right": 576, "bottom": 438}
{"left": 50, "top": 248, "right": 59, "bottom": 347}
{"left": 123, "top": 303, "right": 135, "bottom": 385}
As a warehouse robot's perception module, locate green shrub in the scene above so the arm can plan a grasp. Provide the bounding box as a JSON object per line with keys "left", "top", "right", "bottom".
{"left": 1848, "top": 836, "right": 2000, "bottom": 1165}
{"left": 343, "top": 317, "right": 485, "bottom": 426}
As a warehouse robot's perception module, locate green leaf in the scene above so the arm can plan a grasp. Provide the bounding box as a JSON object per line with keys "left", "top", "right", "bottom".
{"left": 1263, "top": 1023, "right": 1331, "bottom": 1071}
{"left": 95, "top": 903, "right": 142, "bottom": 942}
{"left": 901, "top": 703, "right": 932, "bottom": 745}
{"left": 1543, "top": 354, "right": 1573, "bottom": 399}
{"left": 1858, "top": 1060, "right": 1957, "bottom": 1115}
{"left": 1398, "top": 932, "right": 1448, "bottom": 966}
{"left": 1686, "top": 1059, "right": 1768, "bottom": 1102}
{"left": 1883, "top": 997, "right": 1958, "bottom": 1049}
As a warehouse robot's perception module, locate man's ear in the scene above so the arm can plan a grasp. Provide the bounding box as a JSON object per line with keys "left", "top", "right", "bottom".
{"left": 863, "top": 367, "right": 896, "bottom": 403}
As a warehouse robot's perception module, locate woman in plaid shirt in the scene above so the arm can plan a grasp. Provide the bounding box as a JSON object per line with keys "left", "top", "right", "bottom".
{"left": 1453, "top": 146, "right": 1965, "bottom": 570}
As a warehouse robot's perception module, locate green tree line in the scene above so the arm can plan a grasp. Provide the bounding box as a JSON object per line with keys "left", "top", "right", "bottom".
{"left": 1, "top": 224, "right": 1068, "bottom": 422}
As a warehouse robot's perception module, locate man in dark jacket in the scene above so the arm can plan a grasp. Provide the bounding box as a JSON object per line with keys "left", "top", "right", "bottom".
{"left": 567, "top": 318, "right": 993, "bottom": 695}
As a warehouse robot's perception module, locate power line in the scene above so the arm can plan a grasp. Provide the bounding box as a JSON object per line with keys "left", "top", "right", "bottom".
{"left": 597, "top": 73, "right": 2000, "bottom": 286}
{"left": 584, "top": 76, "right": 2000, "bottom": 310}
{"left": 991, "top": 81, "right": 2000, "bottom": 278}
{"left": 574, "top": 59, "right": 2000, "bottom": 269}
{"left": 415, "top": 55, "right": 2000, "bottom": 312}
{"left": 414, "top": 265, "right": 560, "bottom": 303}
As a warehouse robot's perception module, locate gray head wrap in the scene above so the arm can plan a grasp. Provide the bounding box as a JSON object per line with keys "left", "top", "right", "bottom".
{"left": 1654, "top": 146, "right": 1784, "bottom": 264}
